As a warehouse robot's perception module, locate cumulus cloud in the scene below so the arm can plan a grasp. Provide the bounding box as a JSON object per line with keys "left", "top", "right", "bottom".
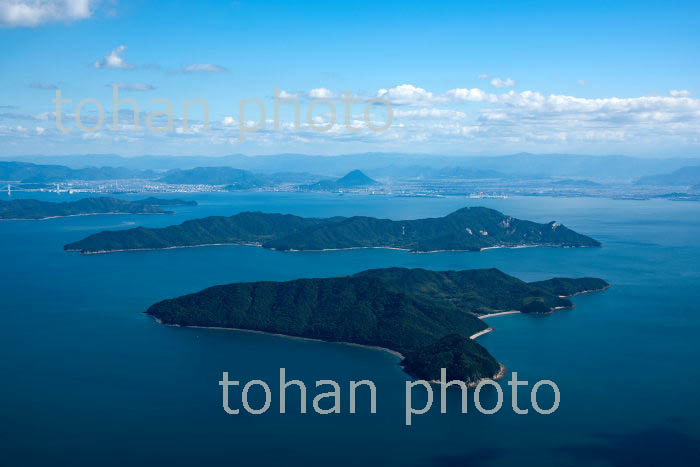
{"left": 490, "top": 77, "right": 516, "bottom": 88}
{"left": 446, "top": 88, "right": 489, "bottom": 102}
{"left": 393, "top": 108, "right": 467, "bottom": 120}
{"left": 277, "top": 90, "right": 298, "bottom": 99}
{"left": 14, "top": 80, "right": 700, "bottom": 155}
{"left": 376, "top": 84, "right": 443, "bottom": 105}
{"left": 93, "top": 45, "right": 132, "bottom": 69}
{"left": 670, "top": 89, "right": 691, "bottom": 97}
{"left": 0, "top": 0, "right": 95, "bottom": 27}
{"left": 183, "top": 64, "right": 228, "bottom": 73}
{"left": 307, "top": 88, "right": 335, "bottom": 99}
{"left": 106, "top": 82, "right": 155, "bottom": 91}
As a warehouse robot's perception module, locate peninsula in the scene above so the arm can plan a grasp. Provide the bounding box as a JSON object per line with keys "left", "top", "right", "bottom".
{"left": 1, "top": 197, "right": 197, "bottom": 220}
{"left": 64, "top": 206, "right": 600, "bottom": 254}
{"left": 146, "top": 267, "right": 609, "bottom": 383}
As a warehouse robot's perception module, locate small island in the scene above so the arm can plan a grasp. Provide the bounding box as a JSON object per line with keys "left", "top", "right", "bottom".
{"left": 64, "top": 206, "right": 600, "bottom": 254}
{"left": 1, "top": 197, "right": 197, "bottom": 220}
{"left": 146, "top": 267, "right": 610, "bottom": 383}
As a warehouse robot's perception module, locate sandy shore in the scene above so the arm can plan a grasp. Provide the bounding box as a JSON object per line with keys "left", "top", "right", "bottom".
{"left": 477, "top": 310, "right": 522, "bottom": 319}
{"left": 67, "top": 242, "right": 263, "bottom": 254}
{"left": 149, "top": 316, "right": 514, "bottom": 386}
{"left": 68, "top": 241, "right": 595, "bottom": 255}
{"left": 469, "top": 327, "right": 494, "bottom": 339}
{"left": 150, "top": 316, "right": 405, "bottom": 359}
{"left": 1, "top": 211, "right": 170, "bottom": 221}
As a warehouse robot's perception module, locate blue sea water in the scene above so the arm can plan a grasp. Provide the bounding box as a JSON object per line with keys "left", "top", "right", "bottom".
{"left": 1, "top": 191, "right": 699, "bottom": 466}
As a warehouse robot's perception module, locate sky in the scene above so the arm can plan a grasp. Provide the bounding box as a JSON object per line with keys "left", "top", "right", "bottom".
{"left": 0, "top": 0, "right": 699, "bottom": 157}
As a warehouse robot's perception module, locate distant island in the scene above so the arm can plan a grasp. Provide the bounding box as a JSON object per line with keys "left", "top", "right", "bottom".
{"left": 1, "top": 197, "right": 196, "bottom": 220}
{"left": 299, "top": 169, "right": 379, "bottom": 191}
{"left": 146, "top": 267, "right": 609, "bottom": 382}
{"left": 64, "top": 206, "right": 600, "bottom": 254}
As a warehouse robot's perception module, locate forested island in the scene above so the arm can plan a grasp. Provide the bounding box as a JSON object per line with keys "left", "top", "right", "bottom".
{"left": 146, "top": 267, "right": 609, "bottom": 383}
{"left": 64, "top": 206, "right": 600, "bottom": 254}
{"left": 1, "top": 197, "right": 196, "bottom": 220}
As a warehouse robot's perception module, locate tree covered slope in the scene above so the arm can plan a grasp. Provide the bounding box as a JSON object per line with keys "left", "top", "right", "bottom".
{"left": 65, "top": 206, "right": 600, "bottom": 253}
{"left": 1, "top": 197, "right": 196, "bottom": 220}
{"left": 146, "top": 267, "right": 609, "bottom": 382}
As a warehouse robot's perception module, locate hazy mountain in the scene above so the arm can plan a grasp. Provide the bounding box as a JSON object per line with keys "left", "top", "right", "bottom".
{"left": 367, "top": 165, "right": 507, "bottom": 179}
{"left": 300, "top": 170, "right": 379, "bottom": 191}
{"left": 0, "top": 161, "right": 156, "bottom": 183}
{"left": 635, "top": 166, "right": 700, "bottom": 186}
{"left": 158, "top": 167, "right": 264, "bottom": 188}
{"left": 549, "top": 179, "right": 603, "bottom": 187}
{"left": 4, "top": 153, "right": 699, "bottom": 180}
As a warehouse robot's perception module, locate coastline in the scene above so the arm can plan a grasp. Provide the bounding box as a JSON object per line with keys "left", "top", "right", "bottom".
{"left": 560, "top": 284, "right": 612, "bottom": 297}
{"left": 149, "top": 315, "right": 508, "bottom": 386}
{"left": 477, "top": 310, "right": 521, "bottom": 319}
{"left": 428, "top": 363, "right": 507, "bottom": 387}
{"left": 69, "top": 241, "right": 595, "bottom": 255}
{"left": 1, "top": 211, "right": 170, "bottom": 221}
{"left": 149, "top": 315, "right": 406, "bottom": 359}
{"left": 66, "top": 242, "right": 264, "bottom": 254}
{"left": 469, "top": 327, "right": 494, "bottom": 339}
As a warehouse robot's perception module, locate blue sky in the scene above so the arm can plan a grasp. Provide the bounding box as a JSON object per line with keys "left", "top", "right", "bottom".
{"left": 1, "top": 0, "right": 699, "bottom": 157}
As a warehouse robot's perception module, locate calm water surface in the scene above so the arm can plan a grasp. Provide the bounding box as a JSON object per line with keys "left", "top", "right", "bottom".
{"left": 1, "top": 191, "right": 699, "bottom": 466}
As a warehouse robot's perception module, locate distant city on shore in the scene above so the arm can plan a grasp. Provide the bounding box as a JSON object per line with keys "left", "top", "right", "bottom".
{"left": 1, "top": 153, "right": 700, "bottom": 201}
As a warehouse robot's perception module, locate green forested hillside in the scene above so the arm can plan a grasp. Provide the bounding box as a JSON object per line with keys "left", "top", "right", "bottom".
{"left": 146, "top": 267, "right": 609, "bottom": 381}
{"left": 65, "top": 206, "right": 600, "bottom": 253}
{"left": 1, "top": 197, "right": 195, "bottom": 220}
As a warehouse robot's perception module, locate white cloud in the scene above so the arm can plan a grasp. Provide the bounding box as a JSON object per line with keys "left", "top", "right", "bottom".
{"left": 93, "top": 45, "right": 132, "bottom": 69}
{"left": 106, "top": 82, "right": 155, "bottom": 91}
{"left": 394, "top": 108, "right": 467, "bottom": 120}
{"left": 183, "top": 64, "right": 228, "bottom": 73}
{"left": 670, "top": 89, "right": 691, "bottom": 97}
{"left": 278, "top": 90, "right": 298, "bottom": 99}
{"left": 307, "top": 88, "right": 335, "bottom": 99}
{"left": 376, "top": 84, "right": 443, "bottom": 105}
{"left": 0, "top": 0, "right": 95, "bottom": 27}
{"left": 490, "top": 77, "right": 516, "bottom": 88}
{"left": 445, "top": 88, "right": 489, "bottom": 102}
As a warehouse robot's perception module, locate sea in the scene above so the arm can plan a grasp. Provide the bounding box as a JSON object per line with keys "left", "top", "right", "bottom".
{"left": 1, "top": 191, "right": 699, "bottom": 466}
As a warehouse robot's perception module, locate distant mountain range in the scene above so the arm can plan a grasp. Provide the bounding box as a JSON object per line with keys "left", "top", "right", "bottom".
{"left": 146, "top": 266, "right": 609, "bottom": 382}
{"left": 0, "top": 197, "right": 196, "bottom": 220}
{"left": 300, "top": 170, "right": 379, "bottom": 191}
{"left": 157, "top": 166, "right": 323, "bottom": 189}
{"left": 64, "top": 206, "right": 600, "bottom": 254}
{"left": 158, "top": 167, "right": 264, "bottom": 188}
{"left": 0, "top": 161, "right": 156, "bottom": 183}
{"left": 549, "top": 179, "right": 602, "bottom": 187}
{"left": 4, "top": 153, "right": 700, "bottom": 180}
{"left": 635, "top": 165, "right": 700, "bottom": 186}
